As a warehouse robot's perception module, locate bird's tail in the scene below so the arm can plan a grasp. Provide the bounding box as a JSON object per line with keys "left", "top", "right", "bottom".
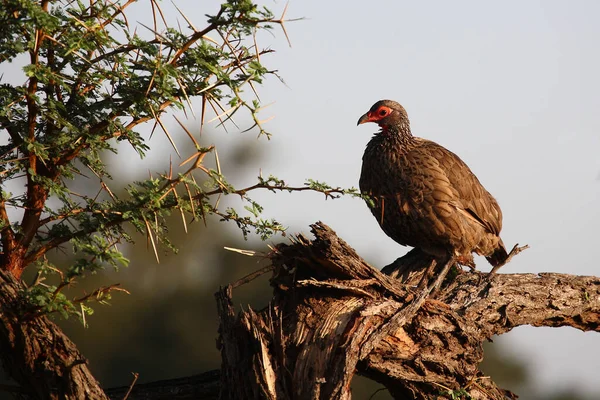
{"left": 486, "top": 241, "right": 508, "bottom": 268}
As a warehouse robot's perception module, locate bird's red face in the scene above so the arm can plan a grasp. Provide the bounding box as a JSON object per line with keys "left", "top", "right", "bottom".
{"left": 357, "top": 100, "right": 409, "bottom": 132}
{"left": 357, "top": 105, "right": 393, "bottom": 126}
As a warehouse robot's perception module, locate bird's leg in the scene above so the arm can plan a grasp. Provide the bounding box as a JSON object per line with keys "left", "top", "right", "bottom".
{"left": 423, "top": 256, "right": 456, "bottom": 302}
{"left": 489, "top": 243, "right": 530, "bottom": 275}
{"left": 426, "top": 255, "right": 455, "bottom": 297}
{"left": 416, "top": 259, "right": 438, "bottom": 291}
{"left": 416, "top": 254, "right": 455, "bottom": 297}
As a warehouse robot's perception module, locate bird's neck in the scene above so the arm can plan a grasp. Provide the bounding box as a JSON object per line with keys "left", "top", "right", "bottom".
{"left": 380, "top": 123, "right": 413, "bottom": 146}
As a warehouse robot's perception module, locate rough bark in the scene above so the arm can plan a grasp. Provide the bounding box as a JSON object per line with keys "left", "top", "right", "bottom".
{"left": 217, "top": 222, "right": 600, "bottom": 400}
{"left": 0, "top": 270, "right": 109, "bottom": 400}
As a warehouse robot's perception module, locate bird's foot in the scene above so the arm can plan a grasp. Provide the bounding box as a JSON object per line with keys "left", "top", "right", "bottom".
{"left": 456, "top": 253, "right": 475, "bottom": 269}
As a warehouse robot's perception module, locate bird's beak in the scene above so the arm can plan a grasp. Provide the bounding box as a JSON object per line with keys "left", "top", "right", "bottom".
{"left": 357, "top": 112, "right": 373, "bottom": 126}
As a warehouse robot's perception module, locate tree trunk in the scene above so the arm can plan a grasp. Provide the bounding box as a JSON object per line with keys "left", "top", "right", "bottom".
{"left": 0, "top": 270, "right": 109, "bottom": 400}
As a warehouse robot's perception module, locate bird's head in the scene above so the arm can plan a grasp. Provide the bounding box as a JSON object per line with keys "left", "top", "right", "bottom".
{"left": 357, "top": 100, "right": 410, "bottom": 132}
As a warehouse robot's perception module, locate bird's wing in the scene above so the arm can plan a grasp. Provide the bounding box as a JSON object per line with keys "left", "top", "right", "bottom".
{"left": 411, "top": 139, "right": 503, "bottom": 235}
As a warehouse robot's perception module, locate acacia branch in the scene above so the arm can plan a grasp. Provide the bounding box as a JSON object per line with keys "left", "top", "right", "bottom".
{"left": 167, "top": 6, "right": 225, "bottom": 66}
{"left": 202, "top": 182, "right": 352, "bottom": 199}
{"left": 58, "top": 6, "right": 226, "bottom": 167}
{"left": 28, "top": 180, "right": 356, "bottom": 265}
{"left": 10, "top": 7, "right": 51, "bottom": 276}
{"left": 100, "top": 0, "right": 137, "bottom": 29}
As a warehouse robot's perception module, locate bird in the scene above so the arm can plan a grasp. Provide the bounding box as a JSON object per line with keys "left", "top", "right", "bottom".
{"left": 357, "top": 99, "right": 520, "bottom": 273}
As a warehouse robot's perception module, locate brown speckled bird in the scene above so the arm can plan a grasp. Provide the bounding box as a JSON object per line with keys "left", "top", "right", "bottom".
{"left": 358, "top": 99, "right": 513, "bottom": 271}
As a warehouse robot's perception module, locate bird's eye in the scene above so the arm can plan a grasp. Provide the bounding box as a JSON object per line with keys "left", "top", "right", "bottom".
{"left": 378, "top": 108, "right": 389, "bottom": 117}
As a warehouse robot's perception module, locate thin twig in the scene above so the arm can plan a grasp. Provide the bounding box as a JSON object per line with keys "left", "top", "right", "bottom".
{"left": 231, "top": 265, "right": 274, "bottom": 289}
{"left": 122, "top": 372, "right": 139, "bottom": 400}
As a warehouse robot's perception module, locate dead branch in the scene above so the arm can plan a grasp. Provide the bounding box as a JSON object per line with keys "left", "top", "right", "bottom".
{"left": 104, "top": 370, "right": 220, "bottom": 400}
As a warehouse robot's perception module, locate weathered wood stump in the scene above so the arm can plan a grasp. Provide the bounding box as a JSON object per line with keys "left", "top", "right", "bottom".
{"left": 217, "top": 222, "right": 600, "bottom": 400}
